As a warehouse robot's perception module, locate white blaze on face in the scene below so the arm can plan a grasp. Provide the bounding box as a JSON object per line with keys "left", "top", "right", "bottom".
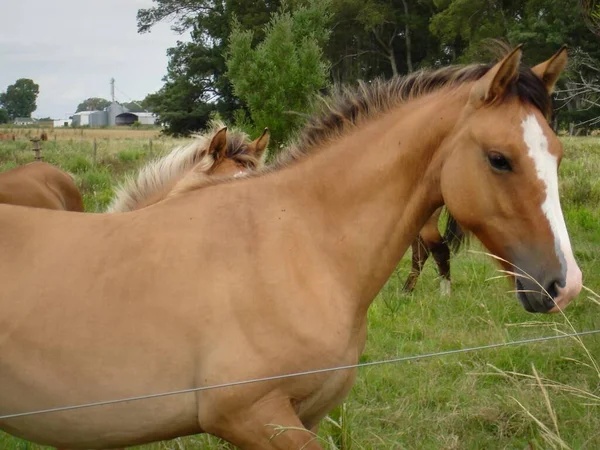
{"left": 233, "top": 170, "right": 247, "bottom": 178}
{"left": 521, "top": 114, "right": 582, "bottom": 305}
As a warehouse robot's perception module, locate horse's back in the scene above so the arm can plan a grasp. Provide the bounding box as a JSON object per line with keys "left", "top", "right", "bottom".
{"left": 0, "top": 162, "right": 83, "bottom": 211}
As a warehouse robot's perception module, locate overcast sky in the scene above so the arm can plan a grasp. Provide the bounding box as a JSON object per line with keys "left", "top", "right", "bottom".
{"left": 0, "top": 0, "right": 190, "bottom": 119}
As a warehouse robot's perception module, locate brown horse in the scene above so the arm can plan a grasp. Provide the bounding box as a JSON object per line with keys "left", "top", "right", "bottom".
{"left": 0, "top": 132, "right": 16, "bottom": 141}
{"left": 40, "top": 131, "right": 48, "bottom": 141}
{"left": 0, "top": 162, "right": 84, "bottom": 211}
{"left": 402, "top": 206, "right": 465, "bottom": 295}
{"left": 0, "top": 46, "right": 582, "bottom": 450}
{"left": 106, "top": 121, "right": 270, "bottom": 213}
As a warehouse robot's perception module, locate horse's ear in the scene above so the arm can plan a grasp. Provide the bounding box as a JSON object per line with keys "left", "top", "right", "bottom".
{"left": 531, "top": 45, "right": 568, "bottom": 94}
{"left": 470, "top": 45, "right": 523, "bottom": 108}
{"left": 208, "top": 127, "right": 228, "bottom": 161}
{"left": 249, "top": 128, "right": 270, "bottom": 160}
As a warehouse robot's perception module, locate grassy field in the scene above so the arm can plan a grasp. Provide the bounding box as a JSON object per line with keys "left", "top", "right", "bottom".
{"left": 0, "top": 131, "right": 599, "bottom": 449}
{"left": 1, "top": 126, "right": 162, "bottom": 140}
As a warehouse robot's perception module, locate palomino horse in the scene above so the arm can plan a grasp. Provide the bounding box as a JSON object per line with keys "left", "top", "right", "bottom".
{"left": 0, "top": 46, "right": 582, "bottom": 450}
{"left": 0, "top": 161, "right": 84, "bottom": 211}
{"left": 106, "top": 121, "right": 270, "bottom": 213}
{"left": 402, "top": 206, "right": 465, "bottom": 295}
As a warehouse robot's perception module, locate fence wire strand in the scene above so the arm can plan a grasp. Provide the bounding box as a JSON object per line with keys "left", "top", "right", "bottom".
{"left": 1, "top": 329, "right": 599, "bottom": 420}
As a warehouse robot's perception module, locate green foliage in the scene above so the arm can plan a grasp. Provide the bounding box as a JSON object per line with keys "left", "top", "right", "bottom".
{"left": 64, "top": 154, "right": 93, "bottom": 174}
{"left": 0, "top": 109, "right": 8, "bottom": 124}
{"left": 226, "top": 0, "right": 333, "bottom": 148}
{"left": 0, "top": 79, "right": 40, "bottom": 120}
{"left": 122, "top": 101, "right": 147, "bottom": 113}
{"left": 117, "top": 149, "right": 143, "bottom": 163}
{"left": 137, "top": 0, "right": 600, "bottom": 136}
{"left": 76, "top": 97, "right": 111, "bottom": 113}
{"left": 143, "top": 80, "right": 218, "bottom": 136}
{"left": 507, "top": 0, "right": 600, "bottom": 64}
{"left": 556, "top": 107, "right": 600, "bottom": 134}
{"left": 137, "top": 0, "right": 281, "bottom": 136}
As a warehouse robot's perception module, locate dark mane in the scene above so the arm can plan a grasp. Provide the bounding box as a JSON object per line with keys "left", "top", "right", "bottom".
{"left": 271, "top": 63, "right": 551, "bottom": 169}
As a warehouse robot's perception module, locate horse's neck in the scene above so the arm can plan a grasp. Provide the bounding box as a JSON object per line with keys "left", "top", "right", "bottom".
{"left": 270, "top": 91, "right": 463, "bottom": 314}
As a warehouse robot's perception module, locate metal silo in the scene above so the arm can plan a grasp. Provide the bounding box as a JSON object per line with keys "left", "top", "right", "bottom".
{"left": 89, "top": 111, "right": 108, "bottom": 127}
{"left": 107, "top": 102, "right": 128, "bottom": 126}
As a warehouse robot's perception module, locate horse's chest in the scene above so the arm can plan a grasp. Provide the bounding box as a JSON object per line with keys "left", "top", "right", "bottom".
{"left": 294, "top": 367, "right": 357, "bottom": 429}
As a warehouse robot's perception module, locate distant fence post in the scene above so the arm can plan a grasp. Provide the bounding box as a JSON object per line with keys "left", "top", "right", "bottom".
{"left": 149, "top": 139, "right": 153, "bottom": 155}
{"left": 30, "top": 138, "right": 42, "bottom": 161}
{"left": 93, "top": 138, "right": 97, "bottom": 164}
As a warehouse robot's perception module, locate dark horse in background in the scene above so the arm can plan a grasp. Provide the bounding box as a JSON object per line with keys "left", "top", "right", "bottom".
{"left": 402, "top": 206, "right": 467, "bottom": 295}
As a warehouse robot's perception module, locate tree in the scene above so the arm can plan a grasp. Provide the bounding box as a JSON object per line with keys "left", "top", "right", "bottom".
{"left": 143, "top": 79, "right": 216, "bottom": 133}
{"left": 137, "top": 0, "right": 281, "bottom": 135}
{"left": 226, "top": 0, "right": 333, "bottom": 148}
{"left": 0, "top": 79, "right": 40, "bottom": 119}
{"left": 0, "top": 109, "right": 8, "bottom": 124}
{"left": 580, "top": 0, "right": 600, "bottom": 36}
{"left": 76, "top": 98, "right": 111, "bottom": 112}
{"left": 122, "top": 101, "right": 147, "bottom": 112}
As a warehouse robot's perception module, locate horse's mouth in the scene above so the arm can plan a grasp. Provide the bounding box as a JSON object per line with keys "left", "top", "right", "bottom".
{"left": 516, "top": 279, "right": 537, "bottom": 312}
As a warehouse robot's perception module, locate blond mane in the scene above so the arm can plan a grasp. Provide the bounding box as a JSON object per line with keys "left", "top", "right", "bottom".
{"left": 106, "top": 121, "right": 257, "bottom": 213}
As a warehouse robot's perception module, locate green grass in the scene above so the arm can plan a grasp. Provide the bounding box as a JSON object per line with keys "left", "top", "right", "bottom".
{"left": 0, "top": 136, "right": 599, "bottom": 449}
{"left": 0, "top": 136, "right": 187, "bottom": 213}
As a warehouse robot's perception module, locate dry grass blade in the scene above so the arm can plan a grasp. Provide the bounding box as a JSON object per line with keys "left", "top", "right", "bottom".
{"left": 531, "top": 365, "right": 560, "bottom": 439}
{"left": 511, "top": 395, "right": 572, "bottom": 450}
{"left": 469, "top": 250, "right": 600, "bottom": 377}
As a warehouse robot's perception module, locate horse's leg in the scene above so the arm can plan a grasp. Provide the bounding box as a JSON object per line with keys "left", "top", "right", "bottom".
{"left": 430, "top": 241, "right": 451, "bottom": 296}
{"left": 206, "top": 400, "right": 324, "bottom": 450}
{"left": 402, "top": 236, "right": 430, "bottom": 293}
{"left": 419, "top": 207, "right": 452, "bottom": 296}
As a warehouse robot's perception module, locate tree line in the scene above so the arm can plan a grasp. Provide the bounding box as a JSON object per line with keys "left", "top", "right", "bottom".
{"left": 0, "top": 79, "right": 39, "bottom": 124}
{"left": 137, "top": 0, "right": 600, "bottom": 144}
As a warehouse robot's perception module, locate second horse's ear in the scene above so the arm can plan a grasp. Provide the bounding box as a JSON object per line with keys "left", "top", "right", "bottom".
{"left": 531, "top": 45, "right": 568, "bottom": 94}
{"left": 249, "top": 128, "right": 270, "bottom": 161}
{"left": 209, "top": 127, "right": 228, "bottom": 162}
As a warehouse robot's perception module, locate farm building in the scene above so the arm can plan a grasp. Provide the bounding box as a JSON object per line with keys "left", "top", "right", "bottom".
{"left": 132, "top": 112, "right": 157, "bottom": 125}
{"left": 13, "top": 117, "right": 36, "bottom": 126}
{"left": 89, "top": 111, "right": 108, "bottom": 127}
{"left": 53, "top": 118, "right": 73, "bottom": 128}
{"left": 115, "top": 112, "right": 157, "bottom": 126}
{"left": 69, "top": 102, "right": 155, "bottom": 127}
{"left": 107, "top": 102, "right": 127, "bottom": 126}
{"left": 71, "top": 111, "right": 95, "bottom": 127}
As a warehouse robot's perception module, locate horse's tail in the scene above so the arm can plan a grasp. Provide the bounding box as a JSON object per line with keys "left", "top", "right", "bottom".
{"left": 442, "top": 207, "right": 469, "bottom": 254}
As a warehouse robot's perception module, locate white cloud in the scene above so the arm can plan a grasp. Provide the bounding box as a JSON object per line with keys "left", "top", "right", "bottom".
{"left": 0, "top": 0, "right": 189, "bottom": 118}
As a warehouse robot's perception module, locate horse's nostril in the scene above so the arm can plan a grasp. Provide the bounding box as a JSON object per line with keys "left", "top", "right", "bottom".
{"left": 545, "top": 280, "right": 560, "bottom": 300}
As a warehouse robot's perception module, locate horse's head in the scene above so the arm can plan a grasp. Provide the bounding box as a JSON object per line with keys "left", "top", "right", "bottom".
{"left": 164, "top": 126, "right": 271, "bottom": 201}
{"left": 207, "top": 126, "right": 270, "bottom": 177}
{"left": 440, "top": 45, "right": 582, "bottom": 313}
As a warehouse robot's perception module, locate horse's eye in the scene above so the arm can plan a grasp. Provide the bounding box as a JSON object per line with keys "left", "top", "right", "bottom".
{"left": 487, "top": 152, "right": 512, "bottom": 172}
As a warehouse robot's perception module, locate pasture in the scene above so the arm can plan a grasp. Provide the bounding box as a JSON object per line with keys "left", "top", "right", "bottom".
{"left": 0, "top": 131, "right": 599, "bottom": 449}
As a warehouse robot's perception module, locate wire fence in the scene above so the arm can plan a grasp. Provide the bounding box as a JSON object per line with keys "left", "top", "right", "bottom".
{"left": 2, "top": 328, "right": 599, "bottom": 420}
